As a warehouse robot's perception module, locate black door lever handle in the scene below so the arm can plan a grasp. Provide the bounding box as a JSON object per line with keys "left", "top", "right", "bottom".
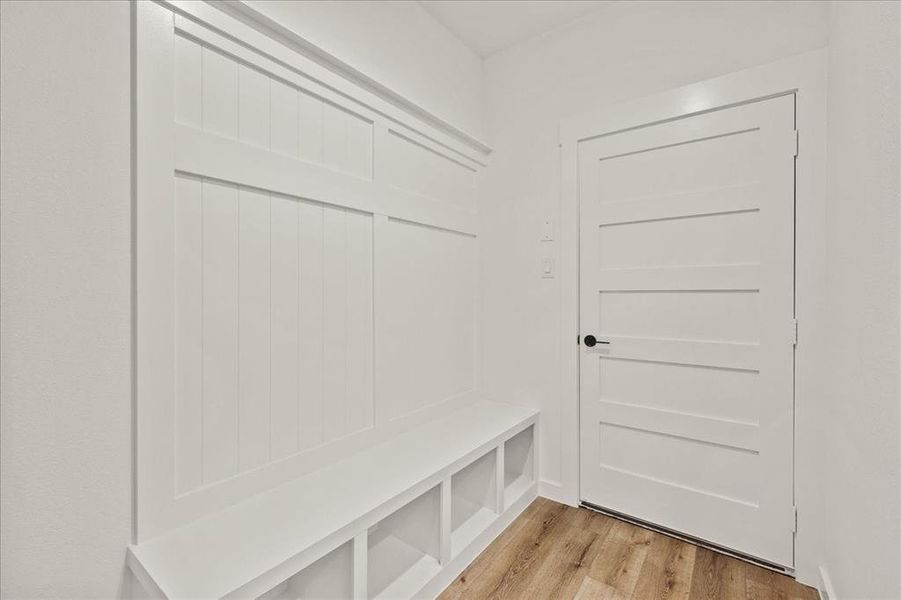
{"left": 583, "top": 335, "right": 610, "bottom": 348}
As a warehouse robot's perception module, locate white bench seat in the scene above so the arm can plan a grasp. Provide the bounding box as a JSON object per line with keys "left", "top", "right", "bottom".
{"left": 127, "top": 401, "right": 538, "bottom": 599}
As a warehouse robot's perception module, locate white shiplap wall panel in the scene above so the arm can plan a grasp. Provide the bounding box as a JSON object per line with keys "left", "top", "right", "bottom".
{"left": 298, "top": 201, "right": 325, "bottom": 451}
{"left": 174, "top": 35, "right": 201, "bottom": 129}
{"left": 177, "top": 35, "right": 374, "bottom": 179}
{"left": 201, "top": 47, "right": 238, "bottom": 139}
{"left": 270, "top": 194, "right": 301, "bottom": 461}
{"left": 238, "top": 188, "right": 271, "bottom": 471}
{"left": 238, "top": 65, "right": 270, "bottom": 150}
{"left": 174, "top": 174, "right": 203, "bottom": 494}
{"left": 322, "top": 207, "right": 349, "bottom": 442}
{"left": 138, "top": 10, "right": 487, "bottom": 538}
{"left": 298, "top": 91, "right": 324, "bottom": 164}
{"left": 376, "top": 220, "right": 477, "bottom": 423}
{"left": 384, "top": 131, "right": 476, "bottom": 210}
{"left": 270, "top": 79, "right": 300, "bottom": 159}
{"left": 345, "top": 210, "right": 374, "bottom": 433}
{"left": 346, "top": 112, "right": 374, "bottom": 180}
{"left": 201, "top": 180, "right": 240, "bottom": 484}
{"left": 171, "top": 178, "right": 377, "bottom": 490}
{"left": 322, "top": 103, "right": 349, "bottom": 177}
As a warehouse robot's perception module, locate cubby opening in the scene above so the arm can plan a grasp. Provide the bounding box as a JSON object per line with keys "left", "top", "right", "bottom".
{"left": 368, "top": 486, "right": 441, "bottom": 599}
{"left": 451, "top": 450, "right": 498, "bottom": 556}
{"left": 504, "top": 426, "right": 534, "bottom": 509}
{"left": 258, "top": 541, "right": 353, "bottom": 600}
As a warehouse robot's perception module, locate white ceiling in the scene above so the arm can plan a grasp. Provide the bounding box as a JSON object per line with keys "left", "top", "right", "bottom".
{"left": 419, "top": 1, "right": 612, "bottom": 58}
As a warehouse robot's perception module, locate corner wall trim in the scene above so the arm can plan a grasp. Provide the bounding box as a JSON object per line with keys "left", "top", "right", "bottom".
{"left": 818, "top": 565, "right": 837, "bottom": 600}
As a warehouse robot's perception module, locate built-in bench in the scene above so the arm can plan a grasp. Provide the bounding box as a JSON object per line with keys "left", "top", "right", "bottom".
{"left": 127, "top": 402, "right": 538, "bottom": 599}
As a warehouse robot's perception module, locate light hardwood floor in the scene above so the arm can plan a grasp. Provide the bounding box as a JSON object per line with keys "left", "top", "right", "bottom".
{"left": 439, "top": 498, "right": 819, "bottom": 600}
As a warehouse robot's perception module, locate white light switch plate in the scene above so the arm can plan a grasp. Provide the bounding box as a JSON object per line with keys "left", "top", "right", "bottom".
{"left": 541, "top": 257, "right": 555, "bottom": 278}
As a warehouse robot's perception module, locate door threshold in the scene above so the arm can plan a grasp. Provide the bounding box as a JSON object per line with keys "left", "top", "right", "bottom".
{"left": 579, "top": 501, "right": 794, "bottom": 577}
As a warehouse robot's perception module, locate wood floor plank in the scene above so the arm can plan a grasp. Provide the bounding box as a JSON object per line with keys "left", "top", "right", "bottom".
{"left": 560, "top": 504, "right": 620, "bottom": 536}
{"left": 688, "top": 546, "right": 746, "bottom": 599}
{"left": 439, "top": 511, "right": 533, "bottom": 600}
{"left": 439, "top": 500, "right": 819, "bottom": 600}
{"left": 632, "top": 533, "right": 697, "bottom": 600}
{"left": 587, "top": 519, "right": 656, "bottom": 597}
{"left": 503, "top": 525, "right": 602, "bottom": 598}
{"left": 440, "top": 500, "right": 568, "bottom": 599}
{"left": 574, "top": 575, "right": 629, "bottom": 600}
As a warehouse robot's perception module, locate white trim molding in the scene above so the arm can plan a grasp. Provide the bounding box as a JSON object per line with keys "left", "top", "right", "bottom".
{"left": 818, "top": 565, "right": 837, "bottom": 600}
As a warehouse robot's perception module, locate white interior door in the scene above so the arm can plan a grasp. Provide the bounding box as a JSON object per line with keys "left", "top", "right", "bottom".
{"left": 578, "top": 94, "right": 796, "bottom": 567}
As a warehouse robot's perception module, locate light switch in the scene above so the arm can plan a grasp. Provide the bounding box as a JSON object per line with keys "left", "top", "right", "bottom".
{"left": 541, "top": 257, "right": 555, "bottom": 278}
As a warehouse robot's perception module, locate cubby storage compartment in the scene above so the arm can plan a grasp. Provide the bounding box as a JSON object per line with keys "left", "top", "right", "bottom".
{"left": 504, "top": 425, "right": 535, "bottom": 509}
{"left": 451, "top": 450, "right": 499, "bottom": 556}
{"left": 368, "top": 486, "right": 441, "bottom": 599}
{"left": 259, "top": 542, "right": 353, "bottom": 600}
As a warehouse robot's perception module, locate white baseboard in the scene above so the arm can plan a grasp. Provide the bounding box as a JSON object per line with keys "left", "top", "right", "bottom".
{"left": 538, "top": 479, "right": 578, "bottom": 506}
{"left": 818, "top": 565, "right": 837, "bottom": 600}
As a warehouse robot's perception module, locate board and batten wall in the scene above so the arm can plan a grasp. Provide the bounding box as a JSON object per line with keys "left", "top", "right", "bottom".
{"left": 136, "top": 1, "right": 488, "bottom": 541}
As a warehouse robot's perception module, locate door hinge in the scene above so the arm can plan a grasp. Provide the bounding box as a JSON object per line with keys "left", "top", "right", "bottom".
{"left": 792, "top": 505, "right": 798, "bottom": 533}
{"left": 791, "top": 318, "right": 798, "bottom": 346}
{"left": 793, "top": 130, "right": 799, "bottom": 158}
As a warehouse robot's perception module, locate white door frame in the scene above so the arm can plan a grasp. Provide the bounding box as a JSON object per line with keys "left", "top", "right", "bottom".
{"left": 554, "top": 50, "right": 826, "bottom": 572}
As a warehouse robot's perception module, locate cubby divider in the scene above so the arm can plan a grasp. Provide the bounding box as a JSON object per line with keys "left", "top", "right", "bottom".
{"left": 504, "top": 425, "right": 535, "bottom": 510}
{"left": 450, "top": 450, "right": 499, "bottom": 557}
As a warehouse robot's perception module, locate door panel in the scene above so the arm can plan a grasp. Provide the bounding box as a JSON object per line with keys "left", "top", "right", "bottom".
{"left": 579, "top": 94, "right": 795, "bottom": 567}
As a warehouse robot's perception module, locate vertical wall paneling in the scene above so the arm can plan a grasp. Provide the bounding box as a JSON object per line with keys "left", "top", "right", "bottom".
{"left": 201, "top": 180, "right": 240, "bottom": 483}
{"left": 377, "top": 219, "right": 477, "bottom": 423}
{"left": 371, "top": 214, "right": 390, "bottom": 427}
{"left": 139, "top": 7, "right": 488, "bottom": 537}
{"left": 385, "top": 132, "right": 476, "bottom": 211}
{"left": 174, "top": 35, "right": 201, "bottom": 128}
{"left": 270, "top": 79, "right": 300, "bottom": 158}
{"left": 346, "top": 115, "right": 373, "bottom": 180}
{"left": 372, "top": 125, "right": 392, "bottom": 184}
{"left": 298, "top": 201, "right": 325, "bottom": 450}
{"left": 322, "top": 207, "right": 348, "bottom": 441}
{"left": 345, "top": 211, "right": 374, "bottom": 433}
{"left": 238, "top": 65, "right": 270, "bottom": 150}
{"left": 201, "top": 47, "right": 238, "bottom": 139}
{"left": 238, "top": 188, "right": 272, "bottom": 471}
{"left": 175, "top": 175, "right": 203, "bottom": 493}
{"left": 270, "top": 194, "right": 301, "bottom": 460}
{"left": 322, "top": 103, "right": 349, "bottom": 175}
{"left": 298, "top": 91, "right": 324, "bottom": 164}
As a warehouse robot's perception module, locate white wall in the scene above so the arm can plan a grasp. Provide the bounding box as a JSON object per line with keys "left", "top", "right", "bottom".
{"left": 0, "top": 1, "right": 132, "bottom": 598}
{"left": 479, "top": 0, "right": 829, "bottom": 585}
{"left": 817, "top": 2, "right": 901, "bottom": 598}
{"left": 243, "top": 0, "right": 485, "bottom": 140}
